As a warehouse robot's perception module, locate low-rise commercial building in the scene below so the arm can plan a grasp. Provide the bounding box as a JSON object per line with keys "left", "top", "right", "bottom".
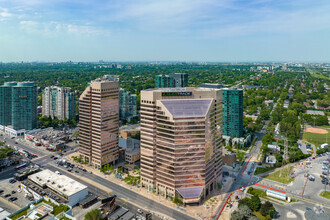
{"left": 23, "top": 169, "right": 88, "bottom": 207}
{"left": 6, "top": 198, "right": 75, "bottom": 220}
{"left": 119, "top": 137, "right": 140, "bottom": 164}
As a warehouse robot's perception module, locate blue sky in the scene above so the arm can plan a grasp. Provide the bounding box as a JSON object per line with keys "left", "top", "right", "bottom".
{"left": 0, "top": 0, "right": 330, "bottom": 62}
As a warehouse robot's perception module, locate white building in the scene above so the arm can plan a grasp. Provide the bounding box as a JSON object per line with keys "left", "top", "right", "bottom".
{"left": 27, "top": 170, "right": 88, "bottom": 207}
{"left": 265, "top": 155, "right": 277, "bottom": 165}
{"left": 267, "top": 144, "right": 280, "bottom": 152}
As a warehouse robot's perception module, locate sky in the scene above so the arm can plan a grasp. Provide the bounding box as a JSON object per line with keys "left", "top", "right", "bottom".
{"left": 0, "top": 0, "right": 330, "bottom": 62}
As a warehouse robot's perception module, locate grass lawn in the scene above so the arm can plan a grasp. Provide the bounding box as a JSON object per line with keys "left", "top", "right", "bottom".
{"left": 303, "top": 127, "right": 330, "bottom": 147}
{"left": 253, "top": 211, "right": 267, "bottom": 220}
{"left": 254, "top": 166, "right": 276, "bottom": 175}
{"left": 247, "top": 187, "right": 267, "bottom": 197}
{"left": 320, "top": 191, "right": 330, "bottom": 200}
{"left": 262, "top": 166, "right": 294, "bottom": 184}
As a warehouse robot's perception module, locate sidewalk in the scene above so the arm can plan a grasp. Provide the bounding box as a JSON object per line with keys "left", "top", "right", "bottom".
{"left": 64, "top": 152, "right": 230, "bottom": 219}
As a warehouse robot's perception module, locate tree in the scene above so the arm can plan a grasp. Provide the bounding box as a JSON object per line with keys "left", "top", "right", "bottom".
{"left": 84, "top": 209, "right": 102, "bottom": 220}
{"left": 248, "top": 195, "right": 261, "bottom": 211}
{"left": 231, "top": 210, "right": 244, "bottom": 220}
{"left": 238, "top": 198, "right": 250, "bottom": 208}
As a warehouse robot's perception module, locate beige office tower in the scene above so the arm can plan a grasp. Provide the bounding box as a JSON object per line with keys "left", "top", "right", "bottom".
{"left": 140, "top": 88, "right": 223, "bottom": 204}
{"left": 79, "top": 75, "right": 119, "bottom": 169}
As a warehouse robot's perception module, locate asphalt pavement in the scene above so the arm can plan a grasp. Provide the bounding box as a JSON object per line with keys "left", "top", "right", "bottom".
{"left": 45, "top": 163, "right": 195, "bottom": 220}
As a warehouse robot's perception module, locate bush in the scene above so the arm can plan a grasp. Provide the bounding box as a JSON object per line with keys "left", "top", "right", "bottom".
{"left": 248, "top": 195, "right": 261, "bottom": 211}
{"left": 173, "top": 196, "right": 183, "bottom": 205}
{"left": 84, "top": 209, "right": 102, "bottom": 220}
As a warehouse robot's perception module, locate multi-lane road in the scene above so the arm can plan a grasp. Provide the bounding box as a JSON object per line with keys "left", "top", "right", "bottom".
{"left": 0, "top": 134, "right": 195, "bottom": 220}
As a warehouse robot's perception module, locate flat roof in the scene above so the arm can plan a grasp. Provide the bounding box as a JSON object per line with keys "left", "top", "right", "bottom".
{"left": 144, "top": 87, "right": 220, "bottom": 92}
{"left": 28, "top": 169, "right": 88, "bottom": 197}
{"left": 306, "top": 110, "right": 325, "bottom": 116}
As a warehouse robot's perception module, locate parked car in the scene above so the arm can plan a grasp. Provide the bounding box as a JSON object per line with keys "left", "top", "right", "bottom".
{"left": 11, "top": 191, "right": 16, "bottom": 194}
{"left": 137, "top": 209, "right": 143, "bottom": 214}
{"left": 9, "top": 179, "right": 16, "bottom": 184}
{"left": 4, "top": 194, "right": 11, "bottom": 198}
{"left": 0, "top": 189, "right": 4, "bottom": 194}
{"left": 321, "top": 178, "right": 329, "bottom": 185}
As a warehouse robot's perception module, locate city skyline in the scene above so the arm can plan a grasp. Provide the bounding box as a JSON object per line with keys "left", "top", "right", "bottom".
{"left": 1, "top": 0, "right": 330, "bottom": 62}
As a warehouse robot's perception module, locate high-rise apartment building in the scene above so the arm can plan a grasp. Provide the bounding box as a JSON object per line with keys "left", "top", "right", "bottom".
{"left": 79, "top": 75, "right": 119, "bottom": 168}
{"left": 42, "top": 86, "right": 76, "bottom": 121}
{"left": 222, "top": 88, "right": 243, "bottom": 138}
{"left": 155, "top": 73, "right": 188, "bottom": 88}
{"left": 169, "top": 73, "right": 188, "bottom": 87}
{"left": 140, "top": 88, "right": 222, "bottom": 203}
{"left": 119, "top": 89, "right": 137, "bottom": 122}
{"left": 155, "top": 74, "right": 174, "bottom": 88}
{"left": 0, "top": 82, "right": 38, "bottom": 131}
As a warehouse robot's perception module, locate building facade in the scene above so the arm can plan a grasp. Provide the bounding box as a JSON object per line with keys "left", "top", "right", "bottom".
{"left": 199, "top": 83, "right": 223, "bottom": 89}
{"left": 140, "top": 88, "right": 222, "bottom": 203}
{"left": 119, "top": 89, "right": 137, "bottom": 122}
{"left": 222, "top": 88, "right": 243, "bottom": 138}
{"left": 0, "top": 82, "right": 37, "bottom": 131}
{"left": 155, "top": 73, "right": 188, "bottom": 88}
{"left": 155, "top": 74, "right": 174, "bottom": 88}
{"left": 42, "top": 86, "right": 76, "bottom": 121}
{"left": 79, "top": 75, "right": 119, "bottom": 168}
{"left": 169, "top": 73, "right": 188, "bottom": 87}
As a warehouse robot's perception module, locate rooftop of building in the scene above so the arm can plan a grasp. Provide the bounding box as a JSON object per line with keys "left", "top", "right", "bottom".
{"left": 2, "top": 81, "right": 35, "bottom": 87}
{"left": 144, "top": 87, "right": 221, "bottom": 92}
{"left": 91, "top": 75, "right": 119, "bottom": 82}
{"left": 305, "top": 110, "right": 325, "bottom": 116}
{"left": 28, "top": 169, "right": 88, "bottom": 197}
{"left": 160, "top": 99, "right": 212, "bottom": 119}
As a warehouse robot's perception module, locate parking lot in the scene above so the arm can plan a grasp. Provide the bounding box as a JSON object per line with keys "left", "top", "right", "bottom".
{"left": 287, "top": 153, "right": 330, "bottom": 203}
{"left": 0, "top": 178, "right": 33, "bottom": 209}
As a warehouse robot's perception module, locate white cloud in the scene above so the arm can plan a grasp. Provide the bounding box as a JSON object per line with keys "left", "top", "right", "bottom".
{"left": 19, "top": 20, "right": 110, "bottom": 36}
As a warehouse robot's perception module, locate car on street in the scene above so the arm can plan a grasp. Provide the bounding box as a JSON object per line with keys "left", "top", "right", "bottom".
{"left": 11, "top": 191, "right": 16, "bottom": 194}
{"left": 55, "top": 171, "right": 61, "bottom": 175}
{"left": 50, "top": 155, "right": 54, "bottom": 158}
{"left": 75, "top": 170, "right": 79, "bottom": 173}
{"left": 0, "top": 189, "right": 4, "bottom": 194}
{"left": 4, "top": 194, "right": 11, "bottom": 198}
{"left": 309, "top": 175, "right": 315, "bottom": 181}
{"left": 9, "top": 179, "right": 16, "bottom": 184}
{"left": 9, "top": 197, "right": 17, "bottom": 201}
{"left": 137, "top": 209, "right": 143, "bottom": 214}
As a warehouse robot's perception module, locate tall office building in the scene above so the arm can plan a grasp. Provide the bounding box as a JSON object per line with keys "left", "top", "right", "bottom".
{"left": 169, "top": 73, "right": 188, "bottom": 87}
{"left": 79, "top": 75, "right": 119, "bottom": 168}
{"left": 0, "top": 82, "right": 37, "bottom": 130}
{"left": 42, "top": 86, "right": 76, "bottom": 121}
{"left": 140, "top": 88, "right": 222, "bottom": 204}
{"left": 119, "top": 89, "right": 137, "bottom": 122}
{"left": 155, "top": 73, "right": 188, "bottom": 88}
{"left": 222, "top": 88, "right": 243, "bottom": 138}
